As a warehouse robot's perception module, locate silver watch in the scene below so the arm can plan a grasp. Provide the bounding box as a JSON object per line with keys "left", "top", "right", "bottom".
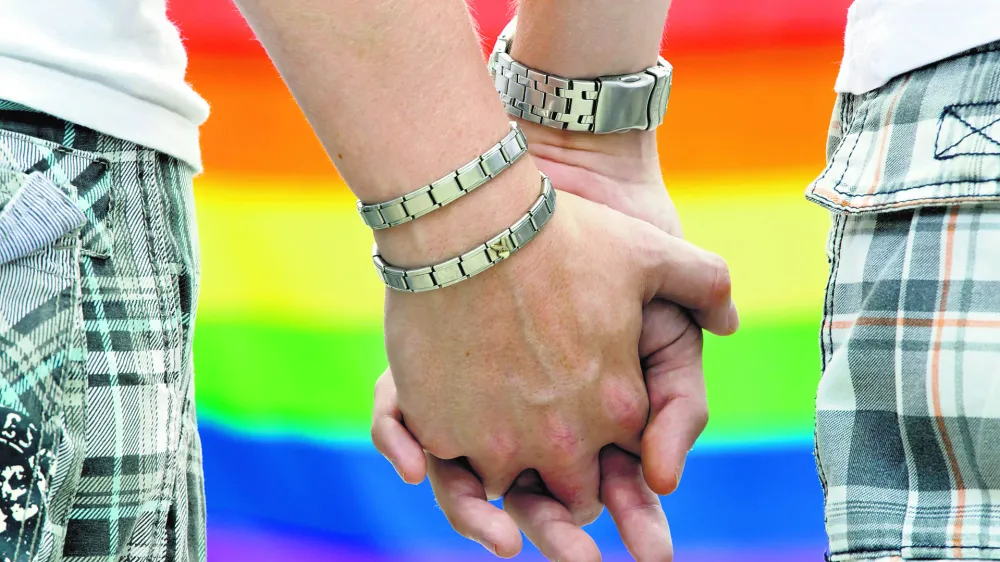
{"left": 488, "top": 17, "right": 673, "bottom": 134}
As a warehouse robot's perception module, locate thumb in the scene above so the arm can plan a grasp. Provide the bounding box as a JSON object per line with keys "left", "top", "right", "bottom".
{"left": 631, "top": 221, "right": 739, "bottom": 336}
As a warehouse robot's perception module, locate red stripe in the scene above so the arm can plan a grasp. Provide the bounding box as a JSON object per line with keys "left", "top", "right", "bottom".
{"left": 168, "top": 0, "right": 851, "bottom": 56}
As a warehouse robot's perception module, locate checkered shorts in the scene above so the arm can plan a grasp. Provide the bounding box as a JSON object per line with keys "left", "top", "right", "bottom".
{"left": 807, "top": 43, "right": 1000, "bottom": 561}
{"left": 0, "top": 103, "right": 205, "bottom": 562}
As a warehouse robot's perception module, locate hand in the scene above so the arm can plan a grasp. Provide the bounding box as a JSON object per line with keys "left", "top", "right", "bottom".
{"left": 522, "top": 122, "right": 717, "bottom": 495}
{"left": 373, "top": 369, "right": 676, "bottom": 561}
{"left": 373, "top": 298, "right": 703, "bottom": 561}
{"left": 385, "top": 189, "right": 733, "bottom": 509}
{"left": 378, "top": 189, "right": 732, "bottom": 560}
{"left": 373, "top": 125, "right": 727, "bottom": 560}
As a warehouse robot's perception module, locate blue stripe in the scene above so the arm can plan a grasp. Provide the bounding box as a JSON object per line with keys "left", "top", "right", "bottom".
{"left": 200, "top": 423, "right": 827, "bottom": 553}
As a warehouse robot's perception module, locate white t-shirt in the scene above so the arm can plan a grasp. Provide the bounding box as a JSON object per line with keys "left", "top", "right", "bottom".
{"left": 836, "top": 0, "right": 1000, "bottom": 94}
{"left": 0, "top": 1, "right": 209, "bottom": 171}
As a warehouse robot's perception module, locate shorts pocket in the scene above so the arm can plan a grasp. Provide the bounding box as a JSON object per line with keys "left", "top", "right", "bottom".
{"left": 807, "top": 43, "right": 1000, "bottom": 214}
{"left": 0, "top": 172, "right": 86, "bottom": 266}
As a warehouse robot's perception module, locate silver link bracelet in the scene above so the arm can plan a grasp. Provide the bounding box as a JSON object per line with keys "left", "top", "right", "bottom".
{"left": 372, "top": 173, "right": 555, "bottom": 292}
{"left": 357, "top": 122, "right": 528, "bottom": 230}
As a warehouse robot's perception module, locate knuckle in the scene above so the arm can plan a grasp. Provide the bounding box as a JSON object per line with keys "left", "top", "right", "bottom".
{"left": 693, "top": 403, "right": 710, "bottom": 434}
{"left": 482, "top": 474, "right": 515, "bottom": 500}
{"left": 369, "top": 419, "right": 388, "bottom": 453}
{"left": 602, "top": 378, "right": 649, "bottom": 435}
{"left": 373, "top": 370, "right": 394, "bottom": 397}
{"left": 542, "top": 415, "right": 584, "bottom": 462}
{"left": 422, "top": 436, "right": 461, "bottom": 461}
{"left": 484, "top": 430, "right": 519, "bottom": 467}
{"left": 705, "top": 254, "right": 732, "bottom": 305}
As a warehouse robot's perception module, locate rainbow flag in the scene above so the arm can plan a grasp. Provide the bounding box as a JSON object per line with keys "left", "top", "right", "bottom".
{"left": 170, "top": 1, "right": 851, "bottom": 559}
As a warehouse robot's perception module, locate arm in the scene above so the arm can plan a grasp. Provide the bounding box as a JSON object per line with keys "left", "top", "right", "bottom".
{"left": 511, "top": 0, "right": 681, "bottom": 233}
{"left": 507, "top": 2, "right": 729, "bottom": 558}
{"left": 373, "top": 1, "right": 731, "bottom": 559}
{"left": 236, "top": 1, "right": 733, "bottom": 560}
{"left": 514, "top": 0, "right": 670, "bottom": 76}
{"left": 234, "top": 0, "right": 537, "bottom": 266}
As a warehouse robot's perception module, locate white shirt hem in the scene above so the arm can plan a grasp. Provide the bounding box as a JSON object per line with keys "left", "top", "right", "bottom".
{"left": 0, "top": 55, "right": 204, "bottom": 172}
{"left": 835, "top": 0, "right": 1000, "bottom": 94}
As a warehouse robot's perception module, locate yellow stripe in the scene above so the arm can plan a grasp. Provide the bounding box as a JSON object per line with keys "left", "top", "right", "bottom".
{"left": 193, "top": 171, "right": 830, "bottom": 324}
{"left": 669, "top": 169, "right": 831, "bottom": 320}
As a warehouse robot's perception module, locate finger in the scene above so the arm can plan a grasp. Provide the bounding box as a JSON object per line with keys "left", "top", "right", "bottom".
{"left": 467, "top": 457, "right": 521, "bottom": 502}
{"left": 629, "top": 221, "right": 738, "bottom": 336}
{"left": 615, "top": 299, "right": 691, "bottom": 457}
{"left": 638, "top": 300, "right": 693, "bottom": 361}
{"left": 504, "top": 470, "right": 602, "bottom": 562}
{"left": 427, "top": 454, "right": 523, "bottom": 558}
{"left": 538, "top": 454, "right": 604, "bottom": 526}
{"left": 600, "top": 447, "right": 672, "bottom": 562}
{"left": 640, "top": 323, "right": 708, "bottom": 495}
{"left": 371, "top": 370, "right": 427, "bottom": 484}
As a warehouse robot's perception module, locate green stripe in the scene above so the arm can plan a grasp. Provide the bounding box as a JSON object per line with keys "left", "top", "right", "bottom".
{"left": 193, "top": 312, "right": 822, "bottom": 446}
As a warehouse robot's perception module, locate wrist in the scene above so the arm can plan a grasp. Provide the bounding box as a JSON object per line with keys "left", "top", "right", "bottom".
{"left": 517, "top": 118, "right": 659, "bottom": 159}
{"left": 518, "top": 119, "right": 662, "bottom": 186}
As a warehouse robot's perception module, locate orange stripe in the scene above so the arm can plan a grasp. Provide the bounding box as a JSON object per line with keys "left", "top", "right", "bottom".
{"left": 863, "top": 75, "right": 912, "bottom": 201}
{"left": 928, "top": 207, "right": 966, "bottom": 556}
{"left": 830, "top": 318, "right": 1000, "bottom": 329}
{"left": 188, "top": 43, "right": 841, "bottom": 177}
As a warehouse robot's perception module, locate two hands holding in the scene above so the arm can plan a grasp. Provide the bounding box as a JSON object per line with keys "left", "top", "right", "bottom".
{"left": 371, "top": 121, "right": 738, "bottom": 561}
{"left": 233, "top": 0, "right": 736, "bottom": 559}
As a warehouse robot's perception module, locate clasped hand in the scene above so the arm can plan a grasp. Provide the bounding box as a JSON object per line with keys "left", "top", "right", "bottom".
{"left": 372, "top": 126, "right": 738, "bottom": 561}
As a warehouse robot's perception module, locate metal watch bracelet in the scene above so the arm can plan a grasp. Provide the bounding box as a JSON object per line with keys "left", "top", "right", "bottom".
{"left": 372, "top": 173, "right": 555, "bottom": 293}
{"left": 488, "top": 17, "right": 673, "bottom": 134}
{"left": 357, "top": 122, "right": 527, "bottom": 230}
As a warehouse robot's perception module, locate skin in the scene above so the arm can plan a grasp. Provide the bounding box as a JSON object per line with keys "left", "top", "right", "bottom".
{"left": 373, "top": 137, "right": 712, "bottom": 560}
{"left": 234, "top": 0, "right": 737, "bottom": 560}
{"left": 371, "top": 1, "right": 728, "bottom": 560}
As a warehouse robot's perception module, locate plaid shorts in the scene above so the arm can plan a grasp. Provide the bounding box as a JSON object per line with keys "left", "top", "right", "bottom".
{"left": 807, "top": 43, "right": 1000, "bottom": 561}
{"left": 0, "top": 103, "right": 205, "bottom": 562}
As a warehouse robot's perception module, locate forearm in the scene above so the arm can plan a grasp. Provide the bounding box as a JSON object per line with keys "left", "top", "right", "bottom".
{"left": 513, "top": 0, "right": 670, "bottom": 78}
{"left": 234, "top": 0, "right": 539, "bottom": 266}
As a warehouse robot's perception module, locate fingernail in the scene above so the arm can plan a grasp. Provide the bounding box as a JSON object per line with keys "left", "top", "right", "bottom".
{"left": 389, "top": 461, "right": 406, "bottom": 482}
{"left": 727, "top": 301, "right": 740, "bottom": 333}
{"left": 475, "top": 538, "right": 498, "bottom": 555}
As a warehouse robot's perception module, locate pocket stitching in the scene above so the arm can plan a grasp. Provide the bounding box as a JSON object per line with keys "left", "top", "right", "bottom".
{"left": 934, "top": 101, "right": 1000, "bottom": 159}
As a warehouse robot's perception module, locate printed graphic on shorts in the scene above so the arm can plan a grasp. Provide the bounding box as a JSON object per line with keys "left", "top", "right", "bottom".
{"left": 0, "top": 408, "right": 56, "bottom": 562}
